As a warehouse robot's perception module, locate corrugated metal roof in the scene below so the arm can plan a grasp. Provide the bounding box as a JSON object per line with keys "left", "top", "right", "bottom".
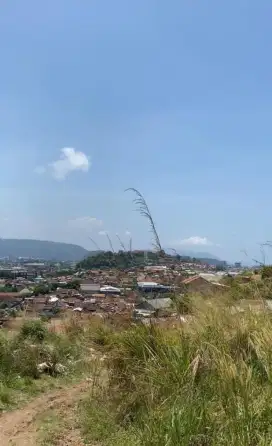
{"left": 138, "top": 282, "right": 159, "bottom": 287}
{"left": 100, "top": 286, "right": 120, "bottom": 292}
{"left": 80, "top": 284, "right": 100, "bottom": 291}
{"left": 147, "top": 298, "right": 172, "bottom": 310}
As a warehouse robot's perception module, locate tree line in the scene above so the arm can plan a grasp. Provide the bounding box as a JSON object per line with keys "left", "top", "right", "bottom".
{"left": 77, "top": 250, "right": 162, "bottom": 269}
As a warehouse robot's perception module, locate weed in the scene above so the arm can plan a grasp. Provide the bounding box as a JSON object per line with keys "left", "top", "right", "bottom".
{"left": 79, "top": 395, "right": 140, "bottom": 446}
{"left": 86, "top": 297, "right": 272, "bottom": 445}
{"left": 0, "top": 316, "right": 92, "bottom": 410}
{"left": 38, "top": 410, "right": 66, "bottom": 445}
{"left": 20, "top": 320, "right": 48, "bottom": 342}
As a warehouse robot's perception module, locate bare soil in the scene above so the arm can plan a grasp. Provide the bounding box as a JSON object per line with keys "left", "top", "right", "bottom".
{"left": 0, "top": 381, "right": 89, "bottom": 446}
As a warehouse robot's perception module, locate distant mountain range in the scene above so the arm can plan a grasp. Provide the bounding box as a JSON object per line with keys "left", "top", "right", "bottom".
{"left": 179, "top": 251, "right": 220, "bottom": 260}
{"left": 177, "top": 251, "right": 225, "bottom": 266}
{"left": 0, "top": 239, "right": 225, "bottom": 265}
{"left": 0, "top": 239, "right": 90, "bottom": 262}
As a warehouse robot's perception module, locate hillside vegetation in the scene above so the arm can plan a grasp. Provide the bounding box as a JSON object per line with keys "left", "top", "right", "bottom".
{"left": 2, "top": 291, "right": 272, "bottom": 445}
{"left": 78, "top": 295, "right": 272, "bottom": 446}
{"left": 77, "top": 249, "right": 224, "bottom": 269}
{"left": 77, "top": 250, "right": 159, "bottom": 269}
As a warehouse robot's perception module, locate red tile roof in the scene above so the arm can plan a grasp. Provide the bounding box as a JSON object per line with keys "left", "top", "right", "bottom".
{"left": 0, "top": 292, "right": 22, "bottom": 299}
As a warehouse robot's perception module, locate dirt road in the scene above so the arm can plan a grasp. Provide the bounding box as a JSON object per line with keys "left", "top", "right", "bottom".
{"left": 0, "top": 381, "right": 89, "bottom": 446}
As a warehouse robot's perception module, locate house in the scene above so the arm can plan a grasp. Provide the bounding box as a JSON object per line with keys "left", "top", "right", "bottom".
{"left": 63, "top": 297, "right": 83, "bottom": 308}
{"left": 144, "top": 266, "right": 168, "bottom": 272}
{"left": 181, "top": 275, "right": 219, "bottom": 295}
{"left": 134, "top": 298, "right": 172, "bottom": 318}
{"left": 199, "top": 273, "right": 222, "bottom": 283}
{"left": 100, "top": 285, "right": 121, "bottom": 294}
{"left": 80, "top": 284, "right": 101, "bottom": 294}
{"left": 82, "top": 299, "right": 97, "bottom": 312}
{"left": 0, "top": 292, "right": 24, "bottom": 302}
{"left": 34, "top": 276, "right": 45, "bottom": 283}
{"left": 137, "top": 282, "right": 173, "bottom": 293}
{"left": 26, "top": 297, "right": 47, "bottom": 312}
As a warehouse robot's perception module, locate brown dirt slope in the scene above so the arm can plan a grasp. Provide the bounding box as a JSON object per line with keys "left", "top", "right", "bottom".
{"left": 0, "top": 381, "right": 89, "bottom": 446}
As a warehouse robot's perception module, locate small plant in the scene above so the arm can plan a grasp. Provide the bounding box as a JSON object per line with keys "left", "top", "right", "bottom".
{"left": 0, "top": 383, "right": 12, "bottom": 408}
{"left": 171, "top": 293, "right": 192, "bottom": 314}
{"left": 91, "top": 326, "right": 111, "bottom": 346}
{"left": 20, "top": 320, "right": 48, "bottom": 342}
{"left": 40, "top": 314, "right": 51, "bottom": 323}
{"left": 261, "top": 265, "right": 272, "bottom": 279}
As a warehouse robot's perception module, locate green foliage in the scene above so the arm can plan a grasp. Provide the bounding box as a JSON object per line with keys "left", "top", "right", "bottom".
{"left": 33, "top": 284, "right": 49, "bottom": 296}
{"left": 20, "top": 320, "right": 48, "bottom": 342}
{"left": 215, "top": 264, "right": 227, "bottom": 271}
{"left": 83, "top": 299, "right": 272, "bottom": 445}
{"left": 68, "top": 279, "right": 80, "bottom": 289}
{"left": 50, "top": 280, "right": 80, "bottom": 291}
{"left": 171, "top": 293, "right": 192, "bottom": 314}
{"left": 54, "top": 269, "right": 73, "bottom": 276}
{"left": 77, "top": 250, "right": 160, "bottom": 269}
{"left": 9, "top": 308, "right": 17, "bottom": 318}
{"left": 0, "top": 317, "right": 89, "bottom": 410}
{"left": 79, "top": 397, "right": 140, "bottom": 446}
{"left": 77, "top": 250, "right": 222, "bottom": 270}
{"left": 38, "top": 410, "right": 68, "bottom": 446}
{"left": 223, "top": 276, "right": 272, "bottom": 301}
{"left": 261, "top": 265, "right": 272, "bottom": 279}
{"left": 40, "top": 314, "right": 51, "bottom": 323}
{"left": 0, "top": 285, "right": 18, "bottom": 292}
{"left": 0, "top": 383, "right": 12, "bottom": 408}
{"left": 90, "top": 325, "right": 113, "bottom": 347}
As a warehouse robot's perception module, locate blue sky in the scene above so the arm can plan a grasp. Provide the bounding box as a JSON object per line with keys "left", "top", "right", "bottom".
{"left": 1, "top": 0, "right": 272, "bottom": 262}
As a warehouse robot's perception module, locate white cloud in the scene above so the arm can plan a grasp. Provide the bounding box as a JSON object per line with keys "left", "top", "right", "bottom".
{"left": 34, "top": 148, "right": 90, "bottom": 180}
{"left": 176, "top": 236, "right": 214, "bottom": 246}
{"left": 68, "top": 217, "right": 103, "bottom": 230}
{"left": 51, "top": 148, "right": 90, "bottom": 180}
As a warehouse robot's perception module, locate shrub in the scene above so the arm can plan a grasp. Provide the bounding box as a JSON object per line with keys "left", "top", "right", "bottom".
{"left": 11, "top": 341, "right": 41, "bottom": 379}
{"left": 261, "top": 265, "right": 272, "bottom": 279}
{"left": 20, "top": 320, "right": 48, "bottom": 342}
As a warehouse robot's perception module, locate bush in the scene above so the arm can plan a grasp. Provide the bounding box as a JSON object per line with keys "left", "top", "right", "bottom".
{"left": 261, "top": 266, "right": 272, "bottom": 279}
{"left": 11, "top": 341, "right": 41, "bottom": 379}
{"left": 20, "top": 320, "right": 48, "bottom": 342}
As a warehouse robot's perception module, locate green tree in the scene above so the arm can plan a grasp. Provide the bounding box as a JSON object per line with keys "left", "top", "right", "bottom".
{"left": 261, "top": 266, "right": 272, "bottom": 279}
{"left": 215, "top": 264, "right": 227, "bottom": 272}
{"left": 33, "top": 285, "right": 48, "bottom": 296}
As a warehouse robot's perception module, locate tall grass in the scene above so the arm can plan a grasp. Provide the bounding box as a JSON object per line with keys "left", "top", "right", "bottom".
{"left": 126, "top": 188, "right": 163, "bottom": 253}
{"left": 88, "top": 296, "right": 272, "bottom": 445}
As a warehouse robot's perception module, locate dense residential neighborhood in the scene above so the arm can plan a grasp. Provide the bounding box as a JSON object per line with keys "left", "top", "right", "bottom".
{"left": 0, "top": 251, "right": 255, "bottom": 326}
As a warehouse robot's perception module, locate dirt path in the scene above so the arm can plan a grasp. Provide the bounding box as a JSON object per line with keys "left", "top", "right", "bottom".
{"left": 0, "top": 381, "right": 89, "bottom": 446}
